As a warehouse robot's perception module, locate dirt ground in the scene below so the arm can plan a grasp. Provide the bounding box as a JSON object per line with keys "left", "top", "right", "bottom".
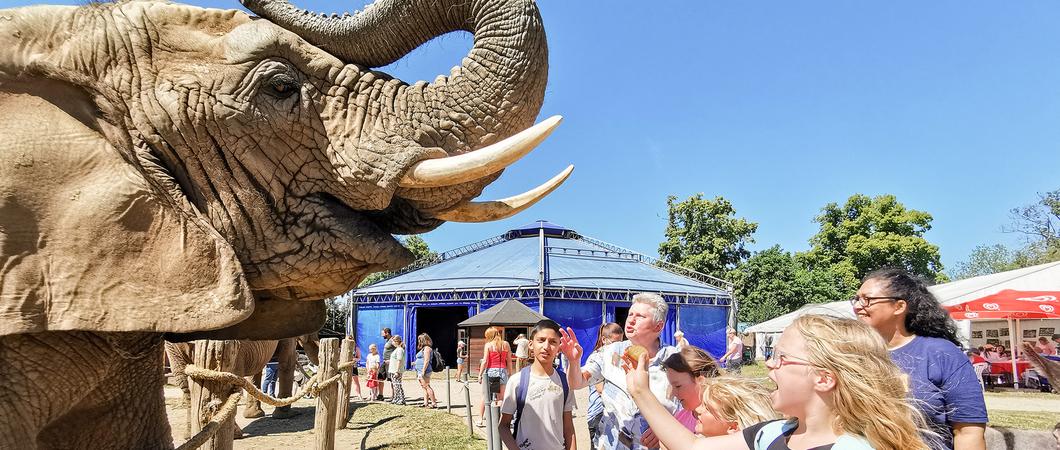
{"left": 166, "top": 372, "right": 592, "bottom": 449}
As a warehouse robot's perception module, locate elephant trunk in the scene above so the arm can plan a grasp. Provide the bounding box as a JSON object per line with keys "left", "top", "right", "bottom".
{"left": 241, "top": 0, "right": 548, "bottom": 153}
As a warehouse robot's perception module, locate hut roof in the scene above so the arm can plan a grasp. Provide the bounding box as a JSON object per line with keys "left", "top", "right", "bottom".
{"left": 457, "top": 299, "right": 548, "bottom": 327}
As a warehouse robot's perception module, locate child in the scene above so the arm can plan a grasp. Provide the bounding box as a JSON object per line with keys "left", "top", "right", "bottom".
{"left": 498, "top": 319, "right": 576, "bottom": 450}
{"left": 694, "top": 375, "right": 778, "bottom": 436}
{"left": 625, "top": 314, "right": 933, "bottom": 450}
{"left": 365, "top": 344, "right": 380, "bottom": 402}
{"left": 388, "top": 335, "right": 406, "bottom": 405}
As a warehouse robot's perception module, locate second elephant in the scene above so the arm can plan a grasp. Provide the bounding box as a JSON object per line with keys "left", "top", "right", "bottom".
{"left": 164, "top": 334, "right": 320, "bottom": 439}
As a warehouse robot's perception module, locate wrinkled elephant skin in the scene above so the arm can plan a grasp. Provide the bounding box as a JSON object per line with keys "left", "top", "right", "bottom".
{"left": 0, "top": 0, "right": 562, "bottom": 447}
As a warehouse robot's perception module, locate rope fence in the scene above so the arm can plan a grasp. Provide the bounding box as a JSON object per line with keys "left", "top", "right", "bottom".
{"left": 174, "top": 339, "right": 355, "bottom": 450}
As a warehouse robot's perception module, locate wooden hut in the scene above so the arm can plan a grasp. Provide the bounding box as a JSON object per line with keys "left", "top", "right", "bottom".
{"left": 458, "top": 299, "right": 548, "bottom": 375}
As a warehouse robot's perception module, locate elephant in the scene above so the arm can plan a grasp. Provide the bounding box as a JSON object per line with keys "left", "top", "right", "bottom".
{"left": 0, "top": 0, "right": 568, "bottom": 447}
{"left": 164, "top": 333, "right": 320, "bottom": 440}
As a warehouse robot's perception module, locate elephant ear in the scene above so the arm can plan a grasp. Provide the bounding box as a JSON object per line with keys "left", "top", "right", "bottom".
{"left": 0, "top": 78, "right": 254, "bottom": 337}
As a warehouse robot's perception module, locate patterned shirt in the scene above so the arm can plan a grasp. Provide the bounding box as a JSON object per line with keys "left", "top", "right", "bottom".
{"left": 583, "top": 340, "right": 679, "bottom": 450}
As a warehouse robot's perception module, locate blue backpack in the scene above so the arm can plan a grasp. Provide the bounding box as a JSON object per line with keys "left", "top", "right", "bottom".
{"left": 512, "top": 366, "right": 569, "bottom": 439}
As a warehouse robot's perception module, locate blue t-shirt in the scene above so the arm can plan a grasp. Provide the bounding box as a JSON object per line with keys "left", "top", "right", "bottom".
{"left": 889, "top": 335, "right": 988, "bottom": 450}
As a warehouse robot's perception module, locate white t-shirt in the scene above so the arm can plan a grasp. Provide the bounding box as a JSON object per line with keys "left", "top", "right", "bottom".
{"left": 515, "top": 337, "right": 530, "bottom": 358}
{"left": 500, "top": 368, "right": 576, "bottom": 450}
{"left": 583, "top": 341, "right": 679, "bottom": 450}
{"left": 389, "top": 347, "right": 405, "bottom": 371}
{"left": 366, "top": 353, "right": 380, "bottom": 370}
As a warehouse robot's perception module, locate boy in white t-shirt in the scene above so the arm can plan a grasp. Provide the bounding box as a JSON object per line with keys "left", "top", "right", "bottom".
{"left": 499, "top": 320, "right": 576, "bottom": 450}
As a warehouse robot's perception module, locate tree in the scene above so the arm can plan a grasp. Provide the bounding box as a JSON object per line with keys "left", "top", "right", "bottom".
{"left": 731, "top": 246, "right": 845, "bottom": 324}
{"left": 948, "top": 243, "right": 1052, "bottom": 280}
{"left": 1006, "top": 189, "right": 1060, "bottom": 263}
{"left": 803, "top": 194, "right": 946, "bottom": 290}
{"left": 658, "top": 194, "right": 758, "bottom": 281}
{"left": 357, "top": 236, "right": 437, "bottom": 287}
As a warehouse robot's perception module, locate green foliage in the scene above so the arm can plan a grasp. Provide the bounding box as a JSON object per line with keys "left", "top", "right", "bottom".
{"left": 731, "top": 246, "right": 845, "bottom": 324}
{"left": 803, "top": 194, "right": 946, "bottom": 288}
{"left": 658, "top": 194, "right": 759, "bottom": 281}
{"left": 1006, "top": 188, "right": 1060, "bottom": 262}
{"left": 951, "top": 189, "right": 1060, "bottom": 280}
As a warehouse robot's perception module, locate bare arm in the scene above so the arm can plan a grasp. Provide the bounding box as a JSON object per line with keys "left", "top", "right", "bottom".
{"left": 952, "top": 423, "right": 986, "bottom": 450}
{"left": 563, "top": 411, "right": 576, "bottom": 450}
{"left": 558, "top": 327, "right": 591, "bottom": 390}
{"left": 498, "top": 413, "right": 518, "bottom": 450}
{"left": 625, "top": 354, "right": 749, "bottom": 450}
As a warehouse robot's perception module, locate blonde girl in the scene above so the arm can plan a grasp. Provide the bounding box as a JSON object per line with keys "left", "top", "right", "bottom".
{"left": 626, "top": 314, "right": 932, "bottom": 450}
{"left": 365, "top": 344, "right": 380, "bottom": 401}
{"left": 640, "top": 345, "right": 723, "bottom": 447}
{"left": 476, "top": 326, "right": 511, "bottom": 427}
{"left": 695, "top": 375, "right": 778, "bottom": 436}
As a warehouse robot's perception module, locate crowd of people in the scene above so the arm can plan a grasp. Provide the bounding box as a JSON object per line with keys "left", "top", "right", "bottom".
{"left": 507, "top": 268, "right": 994, "bottom": 450}
{"left": 319, "top": 267, "right": 1060, "bottom": 449}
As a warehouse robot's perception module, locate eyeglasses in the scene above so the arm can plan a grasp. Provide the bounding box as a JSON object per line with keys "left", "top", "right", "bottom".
{"left": 849, "top": 295, "right": 901, "bottom": 308}
{"left": 764, "top": 351, "right": 814, "bottom": 369}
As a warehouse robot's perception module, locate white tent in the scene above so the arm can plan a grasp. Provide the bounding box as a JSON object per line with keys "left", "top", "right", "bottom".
{"left": 744, "top": 261, "right": 1060, "bottom": 360}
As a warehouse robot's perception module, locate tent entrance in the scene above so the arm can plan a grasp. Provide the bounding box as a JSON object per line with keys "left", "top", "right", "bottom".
{"left": 416, "top": 306, "right": 469, "bottom": 368}
{"left": 614, "top": 306, "right": 630, "bottom": 338}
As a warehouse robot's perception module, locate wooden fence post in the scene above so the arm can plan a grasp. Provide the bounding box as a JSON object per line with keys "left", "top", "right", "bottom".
{"left": 189, "top": 340, "right": 239, "bottom": 450}
{"left": 315, "top": 338, "right": 340, "bottom": 450}
{"left": 335, "top": 338, "right": 355, "bottom": 430}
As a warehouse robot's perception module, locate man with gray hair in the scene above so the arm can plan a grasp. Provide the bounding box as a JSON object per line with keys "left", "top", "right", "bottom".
{"left": 559, "top": 293, "right": 679, "bottom": 450}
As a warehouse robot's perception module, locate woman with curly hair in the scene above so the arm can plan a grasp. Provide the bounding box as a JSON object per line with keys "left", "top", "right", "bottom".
{"left": 855, "top": 268, "right": 987, "bottom": 450}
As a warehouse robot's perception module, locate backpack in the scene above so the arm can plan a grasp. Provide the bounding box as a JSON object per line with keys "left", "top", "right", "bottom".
{"left": 513, "top": 366, "right": 569, "bottom": 439}
{"left": 430, "top": 347, "right": 446, "bottom": 372}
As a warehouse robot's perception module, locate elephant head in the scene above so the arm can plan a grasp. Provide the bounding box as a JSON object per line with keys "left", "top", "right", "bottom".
{"left": 0, "top": 0, "right": 568, "bottom": 340}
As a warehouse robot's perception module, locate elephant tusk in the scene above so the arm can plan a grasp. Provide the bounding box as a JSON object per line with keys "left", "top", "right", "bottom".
{"left": 434, "top": 165, "right": 574, "bottom": 223}
{"left": 398, "top": 116, "right": 563, "bottom": 188}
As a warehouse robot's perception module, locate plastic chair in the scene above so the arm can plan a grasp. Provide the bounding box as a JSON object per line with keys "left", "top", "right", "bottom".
{"left": 972, "top": 363, "right": 994, "bottom": 389}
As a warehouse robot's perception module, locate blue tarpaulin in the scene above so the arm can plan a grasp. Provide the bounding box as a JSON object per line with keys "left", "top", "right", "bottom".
{"left": 350, "top": 221, "right": 733, "bottom": 366}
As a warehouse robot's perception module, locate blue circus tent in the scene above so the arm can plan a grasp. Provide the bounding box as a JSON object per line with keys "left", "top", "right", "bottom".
{"left": 350, "top": 221, "right": 733, "bottom": 369}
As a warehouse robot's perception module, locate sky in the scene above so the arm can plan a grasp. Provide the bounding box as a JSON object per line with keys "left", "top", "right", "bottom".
{"left": 6, "top": 0, "right": 1060, "bottom": 273}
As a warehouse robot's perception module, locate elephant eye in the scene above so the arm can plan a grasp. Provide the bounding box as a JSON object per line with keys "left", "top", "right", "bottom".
{"left": 266, "top": 73, "right": 299, "bottom": 100}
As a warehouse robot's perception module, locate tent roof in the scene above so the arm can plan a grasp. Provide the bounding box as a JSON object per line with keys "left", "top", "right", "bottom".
{"left": 457, "top": 299, "right": 548, "bottom": 327}
{"left": 744, "top": 261, "right": 1060, "bottom": 334}
{"left": 934, "top": 261, "right": 1060, "bottom": 306}
{"left": 355, "top": 220, "right": 730, "bottom": 299}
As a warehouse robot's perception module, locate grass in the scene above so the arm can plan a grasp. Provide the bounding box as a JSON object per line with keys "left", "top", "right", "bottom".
{"left": 989, "top": 410, "right": 1060, "bottom": 430}
{"left": 985, "top": 390, "right": 1057, "bottom": 400}
{"left": 348, "top": 402, "right": 485, "bottom": 450}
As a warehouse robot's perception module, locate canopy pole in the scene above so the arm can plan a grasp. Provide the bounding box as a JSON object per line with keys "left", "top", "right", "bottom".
{"left": 1008, "top": 318, "right": 1020, "bottom": 389}
{"left": 538, "top": 227, "right": 545, "bottom": 315}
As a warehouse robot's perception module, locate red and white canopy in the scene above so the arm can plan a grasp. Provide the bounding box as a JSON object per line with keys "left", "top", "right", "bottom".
{"left": 946, "top": 289, "right": 1060, "bottom": 320}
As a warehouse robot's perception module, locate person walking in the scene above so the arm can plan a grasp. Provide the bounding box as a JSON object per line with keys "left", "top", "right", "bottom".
{"left": 388, "top": 335, "right": 406, "bottom": 405}
{"left": 477, "top": 326, "right": 512, "bottom": 427}
{"left": 415, "top": 333, "right": 438, "bottom": 408}
{"left": 379, "top": 327, "right": 395, "bottom": 401}
{"left": 456, "top": 340, "right": 469, "bottom": 381}
{"left": 513, "top": 333, "right": 530, "bottom": 371}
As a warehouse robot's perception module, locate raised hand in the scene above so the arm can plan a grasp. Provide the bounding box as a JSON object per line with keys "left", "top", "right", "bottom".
{"left": 558, "top": 327, "right": 583, "bottom": 362}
